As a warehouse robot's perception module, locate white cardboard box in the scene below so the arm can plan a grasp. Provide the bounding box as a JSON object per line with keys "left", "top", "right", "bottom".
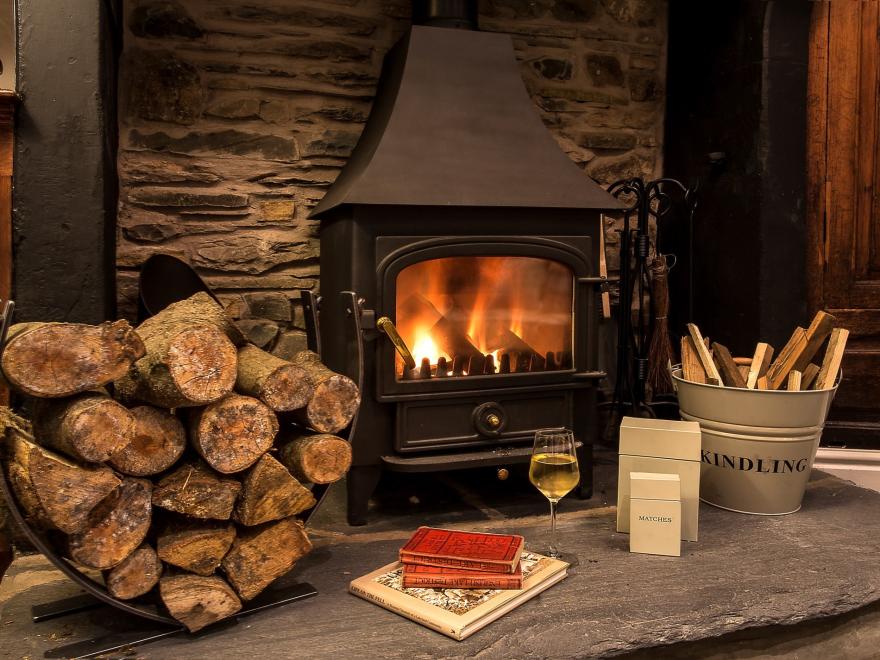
{"left": 617, "top": 416, "right": 701, "bottom": 541}
{"left": 629, "top": 472, "right": 681, "bottom": 557}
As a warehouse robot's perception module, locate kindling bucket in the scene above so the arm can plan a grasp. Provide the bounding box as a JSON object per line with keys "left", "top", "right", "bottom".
{"left": 671, "top": 368, "right": 839, "bottom": 515}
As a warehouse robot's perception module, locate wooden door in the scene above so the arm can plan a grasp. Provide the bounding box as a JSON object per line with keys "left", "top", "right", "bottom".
{"left": 808, "top": 1, "right": 880, "bottom": 445}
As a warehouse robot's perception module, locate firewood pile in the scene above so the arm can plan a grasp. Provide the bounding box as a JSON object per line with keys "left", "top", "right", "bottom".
{"left": 0, "top": 293, "right": 359, "bottom": 632}
{"left": 679, "top": 311, "right": 848, "bottom": 391}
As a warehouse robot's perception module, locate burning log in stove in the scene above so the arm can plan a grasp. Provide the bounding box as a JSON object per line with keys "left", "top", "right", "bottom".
{"left": 406, "top": 349, "right": 569, "bottom": 379}
{"left": 396, "top": 293, "right": 567, "bottom": 379}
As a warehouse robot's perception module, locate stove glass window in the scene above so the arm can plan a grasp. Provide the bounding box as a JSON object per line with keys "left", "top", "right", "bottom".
{"left": 394, "top": 256, "right": 574, "bottom": 379}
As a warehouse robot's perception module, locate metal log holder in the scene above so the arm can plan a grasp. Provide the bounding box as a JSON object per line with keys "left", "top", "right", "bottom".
{"left": 0, "top": 296, "right": 319, "bottom": 659}
{"left": 606, "top": 177, "right": 698, "bottom": 418}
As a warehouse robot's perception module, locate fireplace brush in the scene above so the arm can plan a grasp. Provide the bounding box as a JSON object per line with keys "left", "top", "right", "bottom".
{"left": 647, "top": 254, "right": 674, "bottom": 395}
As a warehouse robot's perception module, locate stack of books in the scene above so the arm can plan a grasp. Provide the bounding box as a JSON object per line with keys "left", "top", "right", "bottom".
{"left": 399, "top": 526, "right": 525, "bottom": 589}
{"left": 349, "top": 526, "right": 569, "bottom": 640}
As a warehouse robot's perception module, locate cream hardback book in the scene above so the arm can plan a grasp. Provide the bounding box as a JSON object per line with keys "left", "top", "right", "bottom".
{"left": 349, "top": 551, "right": 568, "bottom": 640}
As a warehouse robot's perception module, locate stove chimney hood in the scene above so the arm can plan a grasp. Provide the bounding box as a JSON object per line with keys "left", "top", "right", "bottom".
{"left": 310, "top": 7, "right": 622, "bottom": 219}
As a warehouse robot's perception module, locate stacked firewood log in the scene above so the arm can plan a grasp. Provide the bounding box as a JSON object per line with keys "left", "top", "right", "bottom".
{"left": 0, "top": 293, "right": 359, "bottom": 632}
{"left": 680, "top": 311, "right": 848, "bottom": 391}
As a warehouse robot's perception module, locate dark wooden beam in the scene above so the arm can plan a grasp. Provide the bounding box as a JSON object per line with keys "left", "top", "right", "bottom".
{"left": 0, "top": 90, "right": 17, "bottom": 407}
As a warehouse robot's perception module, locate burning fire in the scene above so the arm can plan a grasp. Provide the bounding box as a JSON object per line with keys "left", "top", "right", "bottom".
{"left": 411, "top": 329, "right": 447, "bottom": 365}
{"left": 395, "top": 256, "right": 573, "bottom": 378}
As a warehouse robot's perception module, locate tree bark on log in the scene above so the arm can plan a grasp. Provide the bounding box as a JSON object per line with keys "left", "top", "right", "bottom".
{"left": 235, "top": 344, "right": 314, "bottom": 412}
{"left": 221, "top": 517, "right": 312, "bottom": 601}
{"left": 0, "top": 406, "right": 32, "bottom": 436}
{"left": 33, "top": 393, "right": 135, "bottom": 463}
{"left": 67, "top": 478, "right": 152, "bottom": 570}
{"left": 157, "top": 521, "right": 235, "bottom": 576}
{"left": 159, "top": 574, "right": 242, "bottom": 633}
{"left": 8, "top": 432, "right": 121, "bottom": 534}
{"left": 1, "top": 321, "right": 145, "bottom": 398}
{"left": 109, "top": 406, "right": 186, "bottom": 476}
{"left": 104, "top": 543, "right": 162, "bottom": 600}
{"left": 233, "top": 454, "right": 315, "bottom": 526}
{"left": 277, "top": 433, "right": 352, "bottom": 485}
{"left": 289, "top": 351, "right": 360, "bottom": 434}
{"left": 6, "top": 462, "right": 52, "bottom": 528}
{"left": 152, "top": 462, "right": 241, "bottom": 520}
{"left": 2, "top": 411, "right": 52, "bottom": 528}
{"left": 115, "top": 293, "right": 240, "bottom": 409}
{"left": 189, "top": 395, "right": 278, "bottom": 474}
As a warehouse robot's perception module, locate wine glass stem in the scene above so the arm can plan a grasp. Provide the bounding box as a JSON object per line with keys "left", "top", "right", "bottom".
{"left": 549, "top": 498, "right": 558, "bottom": 557}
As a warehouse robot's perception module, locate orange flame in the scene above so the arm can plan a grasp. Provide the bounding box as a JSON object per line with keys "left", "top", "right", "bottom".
{"left": 395, "top": 256, "right": 573, "bottom": 377}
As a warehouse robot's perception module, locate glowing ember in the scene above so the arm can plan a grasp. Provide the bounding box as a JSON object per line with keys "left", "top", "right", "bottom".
{"left": 394, "top": 256, "right": 573, "bottom": 378}
{"left": 412, "top": 330, "right": 446, "bottom": 365}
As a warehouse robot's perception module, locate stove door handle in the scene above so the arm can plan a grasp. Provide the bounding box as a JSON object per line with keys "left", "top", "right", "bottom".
{"left": 376, "top": 316, "right": 417, "bottom": 371}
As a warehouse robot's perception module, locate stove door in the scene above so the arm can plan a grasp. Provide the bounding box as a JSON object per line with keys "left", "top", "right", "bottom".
{"left": 376, "top": 236, "right": 597, "bottom": 400}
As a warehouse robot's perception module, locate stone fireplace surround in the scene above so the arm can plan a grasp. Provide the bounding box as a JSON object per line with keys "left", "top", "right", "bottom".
{"left": 115, "top": 0, "right": 667, "bottom": 355}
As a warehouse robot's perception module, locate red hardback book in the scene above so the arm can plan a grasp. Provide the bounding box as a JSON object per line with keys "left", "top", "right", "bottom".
{"left": 402, "top": 562, "right": 523, "bottom": 590}
{"left": 399, "top": 527, "right": 524, "bottom": 574}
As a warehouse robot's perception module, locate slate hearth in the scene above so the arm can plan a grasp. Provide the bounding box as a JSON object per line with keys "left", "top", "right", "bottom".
{"left": 2, "top": 462, "right": 879, "bottom": 658}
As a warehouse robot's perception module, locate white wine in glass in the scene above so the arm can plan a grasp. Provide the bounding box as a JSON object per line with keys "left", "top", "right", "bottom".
{"left": 529, "top": 429, "right": 579, "bottom": 558}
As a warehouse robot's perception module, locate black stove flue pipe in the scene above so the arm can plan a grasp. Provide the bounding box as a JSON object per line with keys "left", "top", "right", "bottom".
{"left": 412, "top": 0, "right": 478, "bottom": 30}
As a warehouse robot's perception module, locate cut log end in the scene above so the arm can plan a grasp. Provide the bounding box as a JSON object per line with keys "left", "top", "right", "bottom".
{"left": 279, "top": 434, "right": 352, "bottom": 485}
{"left": 159, "top": 574, "right": 242, "bottom": 633}
{"left": 27, "top": 445, "right": 122, "bottom": 534}
{"left": 259, "top": 364, "right": 314, "bottom": 411}
{"left": 305, "top": 375, "right": 360, "bottom": 434}
{"left": 34, "top": 394, "right": 136, "bottom": 464}
{"left": 109, "top": 406, "right": 186, "bottom": 476}
{"left": 190, "top": 395, "right": 279, "bottom": 474}
{"left": 157, "top": 522, "right": 236, "bottom": 576}
{"left": 234, "top": 454, "right": 316, "bottom": 527}
{"left": 167, "top": 326, "right": 238, "bottom": 404}
{"left": 1, "top": 321, "right": 145, "bottom": 398}
{"left": 236, "top": 344, "right": 314, "bottom": 412}
{"left": 68, "top": 478, "right": 152, "bottom": 570}
{"left": 222, "top": 517, "right": 312, "bottom": 601}
{"left": 116, "top": 294, "right": 241, "bottom": 408}
{"left": 152, "top": 462, "right": 242, "bottom": 520}
{"left": 104, "top": 544, "right": 162, "bottom": 600}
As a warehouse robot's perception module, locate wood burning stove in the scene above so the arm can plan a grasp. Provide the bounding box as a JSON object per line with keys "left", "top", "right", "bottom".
{"left": 309, "top": 3, "right": 623, "bottom": 524}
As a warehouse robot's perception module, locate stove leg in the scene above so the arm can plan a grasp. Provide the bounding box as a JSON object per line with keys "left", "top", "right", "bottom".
{"left": 576, "top": 442, "right": 593, "bottom": 499}
{"left": 347, "top": 465, "right": 381, "bottom": 526}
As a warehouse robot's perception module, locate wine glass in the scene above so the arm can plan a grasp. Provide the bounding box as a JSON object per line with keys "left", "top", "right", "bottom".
{"left": 529, "top": 428, "right": 579, "bottom": 558}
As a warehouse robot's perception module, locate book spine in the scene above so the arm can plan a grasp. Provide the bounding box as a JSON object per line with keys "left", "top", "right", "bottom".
{"left": 400, "top": 553, "right": 514, "bottom": 574}
{"left": 402, "top": 575, "right": 523, "bottom": 590}
{"left": 348, "top": 583, "right": 460, "bottom": 639}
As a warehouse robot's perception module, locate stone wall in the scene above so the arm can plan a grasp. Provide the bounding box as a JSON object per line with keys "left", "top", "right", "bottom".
{"left": 118, "top": 0, "right": 667, "bottom": 352}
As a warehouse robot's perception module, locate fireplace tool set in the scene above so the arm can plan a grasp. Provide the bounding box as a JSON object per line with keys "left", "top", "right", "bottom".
{"left": 605, "top": 177, "right": 698, "bottom": 420}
